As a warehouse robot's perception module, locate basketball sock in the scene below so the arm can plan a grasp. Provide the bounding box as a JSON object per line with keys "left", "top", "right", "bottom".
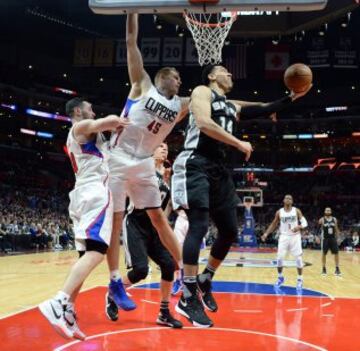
{"left": 55, "top": 291, "right": 70, "bottom": 305}
{"left": 278, "top": 272, "right": 284, "bottom": 277}
{"left": 160, "top": 300, "right": 169, "bottom": 314}
{"left": 183, "top": 276, "right": 197, "bottom": 298}
{"left": 297, "top": 275, "right": 303, "bottom": 281}
{"left": 110, "top": 270, "right": 122, "bottom": 282}
{"left": 198, "top": 264, "right": 216, "bottom": 283}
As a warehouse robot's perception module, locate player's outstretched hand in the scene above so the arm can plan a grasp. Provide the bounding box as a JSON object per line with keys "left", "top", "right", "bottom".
{"left": 261, "top": 234, "right": 267, "bottom": 242}
{"left": 290, "top": 84, "right": 313, "bottom": 101}
{"left": 237, "top": 140, "right": 253, "bottom": 162}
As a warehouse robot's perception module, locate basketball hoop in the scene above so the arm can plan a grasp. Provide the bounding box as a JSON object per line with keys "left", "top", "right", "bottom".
{"left": 243, "top": 196, "right": 254, "bottom": 212}
{"left": 183, "top": 8, "right": 237, "bottom": 66}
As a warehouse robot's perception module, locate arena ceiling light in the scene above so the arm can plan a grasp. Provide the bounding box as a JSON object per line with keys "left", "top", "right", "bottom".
{"left": 20, "top": 128, "right": 54, "bottom": 139}
{"left": 1, "top": 103, "right": 17, "bottom": 111}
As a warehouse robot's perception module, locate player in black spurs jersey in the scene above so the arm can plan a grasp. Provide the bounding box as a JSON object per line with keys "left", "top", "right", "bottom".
{"left": 106, "top": 143, "right": 182, "bottom": 328}
{"left": 319, "top": 207, "right": 341, "bottom": 276}
{"left": 172, "top": 64, "right": 312, "bottom": 328}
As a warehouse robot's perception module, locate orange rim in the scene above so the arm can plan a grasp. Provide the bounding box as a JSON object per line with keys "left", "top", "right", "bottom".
{"left": 183, "top": 11, "right": 237, "bottom": 28}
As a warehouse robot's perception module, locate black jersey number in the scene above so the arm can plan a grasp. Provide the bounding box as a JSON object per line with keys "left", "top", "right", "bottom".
{"left": 219, "top": 117, "right": 234, "bottom": 134}
{"left": 147, "top": 120, "right": 162, "bottom": 134}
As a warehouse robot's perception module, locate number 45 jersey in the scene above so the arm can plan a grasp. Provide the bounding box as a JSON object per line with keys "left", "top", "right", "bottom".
{"left": 110, "top": 84, "right": 182, "bottom": 159}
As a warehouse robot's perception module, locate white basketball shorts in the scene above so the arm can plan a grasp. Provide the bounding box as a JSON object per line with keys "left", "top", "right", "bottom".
{"left": 277, "top": 234, "right": 302, "bottom": 259}
{"left": 109, "top": 150, "right": 161, "bottom": 212}
{"left": 69, "top": 182, "right": 113, "bottom": 252}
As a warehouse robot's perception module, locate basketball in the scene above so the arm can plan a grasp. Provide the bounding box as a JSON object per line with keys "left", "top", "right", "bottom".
{"left": 284, "top": 63, "right": 313, "bottom": 93}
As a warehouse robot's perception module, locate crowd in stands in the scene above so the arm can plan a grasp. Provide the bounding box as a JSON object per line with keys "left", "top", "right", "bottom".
{"left": 0, "top": 148, "right": 359, "bottom": 254}
{"left": 0, "top": 185, "right": 74, "bottom": 253}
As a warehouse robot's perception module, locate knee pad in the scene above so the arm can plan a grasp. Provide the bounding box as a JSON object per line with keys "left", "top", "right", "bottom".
{"left": 277, "top": 258, "right": 283, "bottom": 267}
{"left": 160, "top": 260, "right": 175, "bottom": 282}
{"left": 128, "top": 265, "right": 149, "bottom": 284}
{"left": 296, "top": 256, "right": 303, "bottom": 269}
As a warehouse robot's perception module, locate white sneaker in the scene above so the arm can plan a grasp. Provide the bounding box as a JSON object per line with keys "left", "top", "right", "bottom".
{"left": 64, "top": 307, "right": 86, "bottom": 341}
{"left": 39, "top": 299, "right": 74, "bottom": 339}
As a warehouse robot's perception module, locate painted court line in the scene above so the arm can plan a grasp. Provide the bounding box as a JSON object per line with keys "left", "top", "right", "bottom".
{"left": 54, "top": 326, "right": 327, "bottom": 351}
{"left": 320, "top": 302, "right": 332, "bottom": 308}
{"left": 141, "top": 299, "right": 159, "bottom": 305}
{"left": 321, "top": 314, "right": 334, "bottom": 317}
{"left": 286, "top": 307, "right": 308, "bottom": 312}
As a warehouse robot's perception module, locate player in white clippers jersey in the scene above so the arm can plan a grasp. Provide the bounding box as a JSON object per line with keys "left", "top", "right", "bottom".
{"left": 38, "top": 98, "right": 130, "bottom": 340}
{"left": 261, "top": 195, "right": 308, "bottom": 291}
{"left": 106, "top": 13, "right": 189, "bottom": 309}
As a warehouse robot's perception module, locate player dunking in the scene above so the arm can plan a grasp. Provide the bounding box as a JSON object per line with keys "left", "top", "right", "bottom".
{"left": 261, "top": 195, "right": 308, "bottom": 290}
{"left": 106, "top": 143, "right": 182, "bottom": 328}
{"left": 172, "top": 65, "right": 311, "bottom": 327}
{"left": 319, "top": 207, "right": 341, "bottom": 276}
{"left": 39, "top": 98, "right": 129, "bottom": 340}
{"left": 105, "top": 13, "right": 189, "bottom": 310}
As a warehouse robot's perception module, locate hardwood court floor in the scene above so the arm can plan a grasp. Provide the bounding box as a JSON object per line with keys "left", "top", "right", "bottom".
{"left": 0, "top": 248, "right": 359, "bottom": 351}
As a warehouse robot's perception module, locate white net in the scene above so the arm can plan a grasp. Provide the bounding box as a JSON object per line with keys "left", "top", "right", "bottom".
{"left": 184, "top": 11, "right": 237, "bottom": 66}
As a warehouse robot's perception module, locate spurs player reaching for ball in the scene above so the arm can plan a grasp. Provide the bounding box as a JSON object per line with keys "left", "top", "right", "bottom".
{"left": 171, "top": 65, "right": 311, "bottom": 328}
{"left": 106, "top": 13, "right": 189, "bottom": 309}
{"left": 262, "top": 195, "right": 308, "bottom": 290}
{"left": 38, "top": 98, "right": 130, "bottom": 340}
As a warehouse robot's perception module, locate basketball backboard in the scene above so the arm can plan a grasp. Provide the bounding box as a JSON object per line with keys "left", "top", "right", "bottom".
{"left": 237, "top": 188, "right": 263, "bottom": 207}
{"left": 89, "top": 0, "right": 328, "bottom": 15}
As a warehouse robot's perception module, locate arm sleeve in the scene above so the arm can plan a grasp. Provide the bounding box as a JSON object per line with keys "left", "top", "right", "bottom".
{"left": 240, "top": 96, "right": 292, "bottom": 119}
{"left": 300, "top": 216, "right": 308, "bottom": 229}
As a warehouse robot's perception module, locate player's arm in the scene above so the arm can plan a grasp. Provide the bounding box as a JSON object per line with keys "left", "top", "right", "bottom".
{"left": 126, "top": 14, "right": 152, "bottom": 98}
{"left": 73, "top": 115, "right": 131, "bottom": 140}
{"left": 190, "top": 85, "right": 253, "bottom": 161}
{"left": 261, "top": 211, "right": 280, "bottom": 242}
{"left": 164, "top": 198, "right": 173, "bottom": 219}
{"left": 292, "top": 209, "right": 308, "bottom": 233}
{"left": 175, "top": 97, "right": 190, "bottom": 123}
{"left": 334, "top": 218, "right": 340, "bottom": 238}
{"left": 230, "top": 85, "right": 312, "bottom": 120}
{"left": 317, "top": 217, "right": 324, "bottom": 236}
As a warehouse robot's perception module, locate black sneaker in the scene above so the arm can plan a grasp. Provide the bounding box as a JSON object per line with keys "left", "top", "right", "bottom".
{"left": 175, "top": 294, "right": 213, "bottom": 328}
{"left": 197, "top": 276, "right": 218, "bottom": 312}
{"left": 156, "top": 310, "right": 183, "bottom": 329}
{"left": 105, "top": 292, "right": 118, "bottom": 321}
{"left": 335, "top": 267, "right": 342, "bottom": 276}
{"left": 321, "top": 267, "right": 327, "bottom": 275}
